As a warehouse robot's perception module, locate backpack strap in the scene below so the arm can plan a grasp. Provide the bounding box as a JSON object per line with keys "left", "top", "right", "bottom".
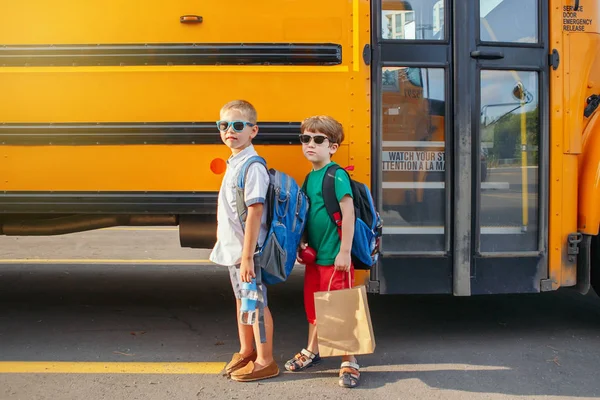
{"left": 322, "top": 164, "right": 344, "bottom": 238}
{"left": 236, "top": 155, "right": 268, "bottom": 232}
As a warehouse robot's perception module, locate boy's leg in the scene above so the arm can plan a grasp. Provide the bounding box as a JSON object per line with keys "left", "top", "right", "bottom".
{"left": 230, "top": 286, "right": 279, "bottom": 381}
{"left": 225, "top": 266, "right": 257, "bottom": 376}
{"left": 235, "top": 298, "right": 255, "bottom": 356}
{"left": 284, "top": 264, "right": 322, "bottom": 372}
{"left": 228, "top": 266, "right": 255, "bottom": 356}
{"left": 342, "top": 355, "right": 357, "bottom": 364}
{"left": 306, "top": 322, "right": 319, "bottom": 354}
{"left": 330, "top": 266, "right": 356, "bottom": 366}
{"left": 332, "top": 265, "right": 359, "bottom": 388}
{"left": 305, "top": 264, "right": 355, "bottom": 359}
{"left": 252, "top": 305, "right": 274, "bottom": 367}
{"left": 304, "top": 263, "right": 321, "bottom": 354}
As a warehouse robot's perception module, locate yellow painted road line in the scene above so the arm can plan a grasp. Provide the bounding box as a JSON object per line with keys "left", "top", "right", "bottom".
{"left": 0, "top": 259, "right": 210, "bottom": 264}
{"left": 0, "top": 362, "right": 225, "bottom": 375}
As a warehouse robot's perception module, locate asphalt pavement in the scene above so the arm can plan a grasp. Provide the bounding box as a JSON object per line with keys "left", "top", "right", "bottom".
{"left": 1, "top": 229, "right": 600, "bottom": 400}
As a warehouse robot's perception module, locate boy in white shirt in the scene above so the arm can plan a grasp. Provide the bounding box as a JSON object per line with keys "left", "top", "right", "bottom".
{"left": 209, "top": 100, "right": 279, "bottom": 382}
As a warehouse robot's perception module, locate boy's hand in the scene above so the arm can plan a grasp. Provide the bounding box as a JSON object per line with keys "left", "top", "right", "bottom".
{"left": 240, "top": 257, "right": 256, "bottom": 282}
{"left": 296, "top": 242, "right": 308, "bottom": 263}
{"left": 334, "top": 251, "right": 351, "bottom": 272}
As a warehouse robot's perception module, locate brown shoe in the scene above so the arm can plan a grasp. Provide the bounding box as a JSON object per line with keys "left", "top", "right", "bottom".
{"left": 224, "top": 350, "right": 257, "bottom": 376}
{"left": 230, "top": 360, "right": 280, "bottom": 382}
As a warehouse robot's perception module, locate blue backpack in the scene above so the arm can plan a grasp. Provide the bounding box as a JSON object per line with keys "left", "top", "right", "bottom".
{"left": 319, "top": 164, "right": 382, "bottom": 270}
{"left": 236, "top": 156, "right": 309, "bottom": 285}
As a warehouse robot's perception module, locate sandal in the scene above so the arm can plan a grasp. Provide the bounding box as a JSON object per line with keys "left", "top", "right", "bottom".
{"left": 339, "top": 361, "right": 360, "bottom": 388}
{"left": 284, "top": 348, "right": 322, "bottom": 372}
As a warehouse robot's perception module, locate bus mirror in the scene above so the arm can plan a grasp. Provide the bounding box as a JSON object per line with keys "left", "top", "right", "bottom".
{"left": 512, "top": 82, "right": 526, "bottom": 101}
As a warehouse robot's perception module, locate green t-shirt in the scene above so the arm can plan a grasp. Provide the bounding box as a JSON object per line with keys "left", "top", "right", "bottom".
{"left": 304, "top": 162, "right": 353, "bottom": 266}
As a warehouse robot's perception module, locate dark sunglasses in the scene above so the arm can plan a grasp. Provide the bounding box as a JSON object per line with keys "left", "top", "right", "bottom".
{"left": 216, "top": 120, "right": 255, "bottom": 132}
{"left": 299, "top": 134, "right": 329, "bottom": 145}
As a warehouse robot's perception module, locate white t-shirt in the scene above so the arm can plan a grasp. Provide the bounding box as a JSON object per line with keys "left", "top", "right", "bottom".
{"left": 209, "top": 145, "right": 269, "bottom": 266}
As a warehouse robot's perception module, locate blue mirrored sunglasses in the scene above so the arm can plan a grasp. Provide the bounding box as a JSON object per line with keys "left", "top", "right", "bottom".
{"left": 216, "top": 120, "right": 255, "bottom": 132}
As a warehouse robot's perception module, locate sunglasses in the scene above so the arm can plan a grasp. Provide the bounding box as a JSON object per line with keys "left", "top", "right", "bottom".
{"left": 299, "top": 134, "right": 330, "bottom": 145}
{"left": 216, "top": 120, "right": 255, "bottom": 132}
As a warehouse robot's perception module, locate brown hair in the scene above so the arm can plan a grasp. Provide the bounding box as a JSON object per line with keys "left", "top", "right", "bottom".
{"left": 300, "top": 115, "right": 344, "bottom": 145}
{"left": 220, "top": 100, "right": 257, "bottom": 124}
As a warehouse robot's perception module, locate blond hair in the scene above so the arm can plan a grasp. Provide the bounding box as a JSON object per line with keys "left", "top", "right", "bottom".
{"left": 300, "top": 115, "right": 344, "bottom": 145}
{"left": 220, "top": 100, "right": 257, "bottom": 124}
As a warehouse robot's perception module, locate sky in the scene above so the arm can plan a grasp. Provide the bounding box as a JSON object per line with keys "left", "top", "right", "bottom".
{"left": 480, "top": 0, "right": 504, "bottom": 17}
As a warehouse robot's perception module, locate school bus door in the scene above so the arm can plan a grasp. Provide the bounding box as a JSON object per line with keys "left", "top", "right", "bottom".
{"left": 372, "top": 0, "right": 547, "bottom": 295}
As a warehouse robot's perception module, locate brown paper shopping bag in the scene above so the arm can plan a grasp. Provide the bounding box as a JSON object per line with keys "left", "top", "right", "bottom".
{"left": 314, "top": 271, "right": 376, "bottom": 357}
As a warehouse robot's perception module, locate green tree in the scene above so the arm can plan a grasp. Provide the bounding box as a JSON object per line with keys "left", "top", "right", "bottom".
{"left": 488, "top": 106, "right": 539, "bottom": 166}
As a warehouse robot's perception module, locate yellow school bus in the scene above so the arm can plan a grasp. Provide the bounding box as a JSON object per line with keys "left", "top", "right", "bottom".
{"left": 2, "top": 0, "right": 600, "bottom": 296}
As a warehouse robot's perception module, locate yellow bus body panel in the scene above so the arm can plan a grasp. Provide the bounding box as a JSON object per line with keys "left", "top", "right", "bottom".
{"left": 0, "top": 0, "right": 372, "bottom": 192}
{"left": 550, "top": 0, "right": 600, "bottom": 288}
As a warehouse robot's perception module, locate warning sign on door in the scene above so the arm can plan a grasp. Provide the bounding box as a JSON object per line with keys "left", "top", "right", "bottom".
{"left": 382, "top": 151, "right": 445, "bottom": 172}
{"left": 562, "top": 5, "right": 597, "bottom": 32}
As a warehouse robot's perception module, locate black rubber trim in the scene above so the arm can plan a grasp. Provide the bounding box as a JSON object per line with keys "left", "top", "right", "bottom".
{"left": 0, "top": 191, "right": 218, "bottom": 214}
{"left": 0, "top": 43, "right": 342, "bottom": 66}
{"left": 0, "top": 122, "right": 301, "bottom": 145}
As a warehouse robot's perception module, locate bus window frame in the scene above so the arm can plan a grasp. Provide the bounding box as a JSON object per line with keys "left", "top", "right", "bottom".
{"left": 374, "top": 0, "right": 549, "bottom": 258}
{"left": 378, "top": 63, "right": 453, "bottom": 255}
{"left": 374, "top": 0, "right": 453, "bottom": 256}
{"left": 379, "top": 0, "right": 451, "bottom": 44}
{"left": 471, "top": 64, "right": 549, "bottom": 257}
{"left": 476, "top": 0, "right": 544, "bottom": 47}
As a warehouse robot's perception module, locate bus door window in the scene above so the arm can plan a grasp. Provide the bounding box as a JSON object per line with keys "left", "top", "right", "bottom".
{"left": 479, "top": 70, "right": 540, "bottom": 252}
{"left": 480, "top": 0, "right": 538, "bottom": 43}
{"left": 381, "top": 67, "right": 447, "bottom": 253}
{"left": 382, "top": 0, "right": 445, "bottom": 41}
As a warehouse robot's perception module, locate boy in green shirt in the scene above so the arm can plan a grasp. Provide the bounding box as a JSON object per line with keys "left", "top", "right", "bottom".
{"left": 284, "top": 115, "right": 360, "bottom": 388}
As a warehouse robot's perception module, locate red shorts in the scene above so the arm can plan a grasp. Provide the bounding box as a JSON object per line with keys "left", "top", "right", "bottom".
{"left": 304, "top": 263, "right": 355, "bottom": 324}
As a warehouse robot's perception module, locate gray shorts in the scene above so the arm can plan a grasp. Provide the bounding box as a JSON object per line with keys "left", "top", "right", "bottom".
{"left": 228, "top": 265, "right": 268, "bottom": 308}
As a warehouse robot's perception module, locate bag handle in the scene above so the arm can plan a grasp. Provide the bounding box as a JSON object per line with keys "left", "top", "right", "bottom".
{"left": 327, "top": 269, "right": 352, "bottom": 292}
